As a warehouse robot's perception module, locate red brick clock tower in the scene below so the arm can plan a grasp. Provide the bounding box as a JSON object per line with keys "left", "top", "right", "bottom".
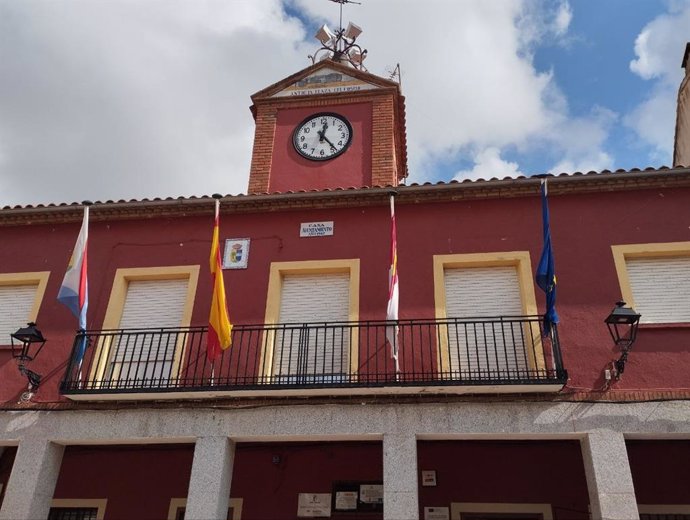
{"left": 247, "top": 59, "right": 408, "bottom": 194}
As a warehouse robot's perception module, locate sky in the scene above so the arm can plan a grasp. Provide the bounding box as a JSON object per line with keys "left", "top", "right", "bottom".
{"left": 0, "top": 0, "right": 688, "bottom": 207}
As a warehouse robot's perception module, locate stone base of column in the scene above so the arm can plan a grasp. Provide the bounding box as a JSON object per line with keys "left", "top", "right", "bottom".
{"left": 185, "top": 436, "right": 235, "bottom": 520}
{"left": 0, "top": 439, "right": 64, "bottom": 520}
{"left": 581, "top": 432, "right": 639, "bottom": 520}
{"left": 383, "top": 433, "right": 419, "bottom": 520}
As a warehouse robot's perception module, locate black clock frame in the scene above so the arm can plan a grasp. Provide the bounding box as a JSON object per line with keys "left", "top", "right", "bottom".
{"left": 292, "top": 112, "right": 354, "bottom": 161}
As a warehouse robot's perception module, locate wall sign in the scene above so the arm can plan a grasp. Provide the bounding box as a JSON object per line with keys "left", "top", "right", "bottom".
{"left": 297, "top": 493, "right": 332, "bottom": 517}
{"left": 334, "top": 491, "right": 358, "bottom": 511}
{"left": 421, "top": 470, "right": 437, "bottom": 487}
{"left": 272, "top": 68, "right": 378, "bottom": 98}
{"left": 300, "top": 221, "right": 334, "bottom": 237}
{"left": 359, "top": 484, "right": 383, "bottom": 504}
{"left": 223, "top": 238, "right": 250, "bottom": 269}
{"left": 332, "top": 481, "right": 383, "bottom": 513}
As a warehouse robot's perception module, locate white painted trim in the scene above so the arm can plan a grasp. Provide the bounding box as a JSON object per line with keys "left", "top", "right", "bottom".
{"left": 63, "top": 383, "right": 564, "bottom": 401}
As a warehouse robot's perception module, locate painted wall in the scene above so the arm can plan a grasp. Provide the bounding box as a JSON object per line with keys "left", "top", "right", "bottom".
{"left": 54, "top": 444, "right": 194, "bottom": 520}
{"left": 627, "top": 440, "right": 690, "bottom": 504}
{"left": 417, "top": 440, "right": 590, "bottom": 520}
{"left": 269, "top": 103, "right": 373, "bottom": 192}
{"left": 1, "top": 184, "right": 689, "bottom": 403}
{"left": 51, "top": 442, "right": 382, "bottom": 520}
{"left": 5, "top": 440, "right": 690, "bottom": 517}
{"left": 232, "top": 442, "right": 382, "bottom": 520}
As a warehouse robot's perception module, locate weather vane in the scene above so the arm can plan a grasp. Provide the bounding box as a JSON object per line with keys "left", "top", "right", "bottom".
{"left": 309, "top": 0, "right": 367, "bottom": 70}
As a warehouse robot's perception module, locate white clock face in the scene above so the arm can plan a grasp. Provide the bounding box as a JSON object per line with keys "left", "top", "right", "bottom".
{"left": 293, "top": 113, "right": 353, "bottom": 161}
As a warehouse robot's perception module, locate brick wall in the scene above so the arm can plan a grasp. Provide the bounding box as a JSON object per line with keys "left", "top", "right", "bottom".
{"left": 248, "top": 89, "right": 405, "bottom": 194}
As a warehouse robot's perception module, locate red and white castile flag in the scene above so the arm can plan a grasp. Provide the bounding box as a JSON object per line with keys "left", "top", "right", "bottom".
{"left": 207, "top": 199, "right": 233, "bottom": 362}
{"left": 385, "top": 194, "right": 400, "bottom": 373}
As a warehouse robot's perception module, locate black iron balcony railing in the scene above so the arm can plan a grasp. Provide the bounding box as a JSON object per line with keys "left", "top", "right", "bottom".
{"left": 60, "top": 316, "right": 567, "bottom": 397}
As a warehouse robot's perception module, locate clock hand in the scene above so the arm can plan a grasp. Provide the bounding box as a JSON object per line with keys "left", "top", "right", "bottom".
{"left": 322, "top": 134, "right": 337, "bottom": 150}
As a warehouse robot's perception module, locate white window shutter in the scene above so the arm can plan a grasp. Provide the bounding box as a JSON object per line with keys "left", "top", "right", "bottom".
{"left": 273, "top": 273, "right": 350, "bottom": 381}
{"left": 626, "top": 257, "right": 690, "bottom": 324}
{"left": 444, "top": 266, "right": 522, "bottom": 318}
{"left": 118, "top": 279, "right": 188, "bottom": 329}
{"left": 0, "top": 284, "right": 38, "bottom": 342}
{"left": 443, "top": 266, "right": 529, "bottom": 377}
{"left": 111, "top": 278, "right": 188, "bottom": 382}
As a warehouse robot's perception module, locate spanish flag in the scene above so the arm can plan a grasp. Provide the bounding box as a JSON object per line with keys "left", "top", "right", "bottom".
{"left": 208, "top": 199, "right": 232, "bottom": 362}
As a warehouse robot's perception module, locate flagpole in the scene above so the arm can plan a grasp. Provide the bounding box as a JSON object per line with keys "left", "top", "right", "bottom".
{"left": 535, "top": 177, "right": 559, "bottom": 374}
{"left": 208, "top": 193, "right": 233, "bottom": 383}
{"left": 210, "top": 197, "right": 220, "bottom": 387}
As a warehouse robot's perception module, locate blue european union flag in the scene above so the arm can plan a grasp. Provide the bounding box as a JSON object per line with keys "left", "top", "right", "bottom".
{"left": 536, "top": 180, "right": 559, "bottom": 337}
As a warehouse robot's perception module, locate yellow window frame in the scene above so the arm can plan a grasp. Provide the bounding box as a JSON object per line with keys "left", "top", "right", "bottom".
{"left": 167, "top": 497, "right": 243, "bottom": 520}
{"left": 259, "top": 259, "right": 360, "bottom": 380}
{"left": 0, "top": 271, "right": 50, "bottom": 332}
{"left": 432, "top": 252, "right": 544, "bottom": 374}
{"left": 91, "top": 265, "right": 200, "bottom": 383}
{"left": 611, "top": 241, "right": 690, "bottom": 317}
{"left": 50, "top": 498, "right": 107, "bottom": 520}
{"left": 451, "top": 502, "right": 553, "bottom": 520}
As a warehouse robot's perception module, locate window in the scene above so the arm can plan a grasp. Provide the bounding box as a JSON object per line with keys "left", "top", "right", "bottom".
{"left": 450, "top": 503, "right": 552, "bottom": 520}
{"left": 48, "top": 508, "right": 97, "bottom": 520}
{"left": 49, "top": 499, "right": 107, "bottom": 520}
{"left": 0, "top": 272, "right": 50, "bottom": 344}
{"left": 92, "top": 266, "right": 199, "bottom": 384}
{"left": 261, "top": 260, "right": 360, "bottom": 382}
{"left": 433, "top": 253, "right": 544, "bottom": 378}
{"left": 612, "top": 242, "right": 690, "bottom": 324}
{"left": 167, "top": 498, "right": 243, "bottom": 520}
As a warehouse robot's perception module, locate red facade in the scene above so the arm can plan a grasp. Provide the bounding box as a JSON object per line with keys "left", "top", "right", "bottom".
{"left": 1, "top": 183, "right": 689, "bottom": 403}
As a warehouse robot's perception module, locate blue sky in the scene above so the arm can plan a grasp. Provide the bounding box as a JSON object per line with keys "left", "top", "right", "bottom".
{"left": 0, "top": 0, "right": 688, "bottom": 205}
{"left": 528, "top": 0, "right": 670, "bottom": 173}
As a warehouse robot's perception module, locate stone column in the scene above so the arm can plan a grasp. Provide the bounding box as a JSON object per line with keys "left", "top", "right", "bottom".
{"left": 185, "top": 436, "right": 235, "bottom": 520}
{"left": 383, "top": 433, "right": 419, "bottom": 520}
{"left": 581, "top": 431, "right": 640, "bottom": 520}
{"left": 0, "top": 439, "right": 65, "bottom": 520}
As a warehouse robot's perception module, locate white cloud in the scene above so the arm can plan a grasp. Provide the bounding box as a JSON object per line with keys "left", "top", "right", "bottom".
{"left": 625, "top": 83, "right": 678, "bottom": 163}
{"left": 0, "top": 0, "right": 310, "bottom": 206}
{"left": 296, "top": 0, "right": 575, "bottom": 182}
{"left": 626, "top": 0, "right": 690, "bottom": 161}
{"left": 453, "top": 148, "right": 524, "bottom": 181}
{"left": 546, "top": 106, "right": 617, "bottom": 173}
{"left": 0, "top": 0, "right": 618, "bottom": 205}
{"left": 553, "top": 1, "right": 573, "bottom": 36}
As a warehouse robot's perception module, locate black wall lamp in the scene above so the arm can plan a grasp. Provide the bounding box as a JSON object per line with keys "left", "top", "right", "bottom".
{"left": 605, "top": 301, "right": 641, "bottom": 379}
{"left": 10, "top": 322, "right": 47, "bottom": 391}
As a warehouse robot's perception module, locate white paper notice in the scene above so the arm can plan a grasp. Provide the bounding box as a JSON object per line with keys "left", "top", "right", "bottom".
{"left": 359, "top": 484, "right": 383, "bottom": 504}
{"left": 335, "top": 491, "right": 358, "bottom": 510}
{"left": 297, "top": 493, "right": 332, "bottom": 517}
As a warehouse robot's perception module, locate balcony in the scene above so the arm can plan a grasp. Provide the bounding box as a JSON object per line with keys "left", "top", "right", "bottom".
{"left": 60, "top": 317, "right": 568, "bottom": 400}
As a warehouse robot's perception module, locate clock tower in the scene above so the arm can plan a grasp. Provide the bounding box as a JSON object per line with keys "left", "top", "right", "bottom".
{"left": 247, "top": 35, "right": 407, "bottom": 194}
